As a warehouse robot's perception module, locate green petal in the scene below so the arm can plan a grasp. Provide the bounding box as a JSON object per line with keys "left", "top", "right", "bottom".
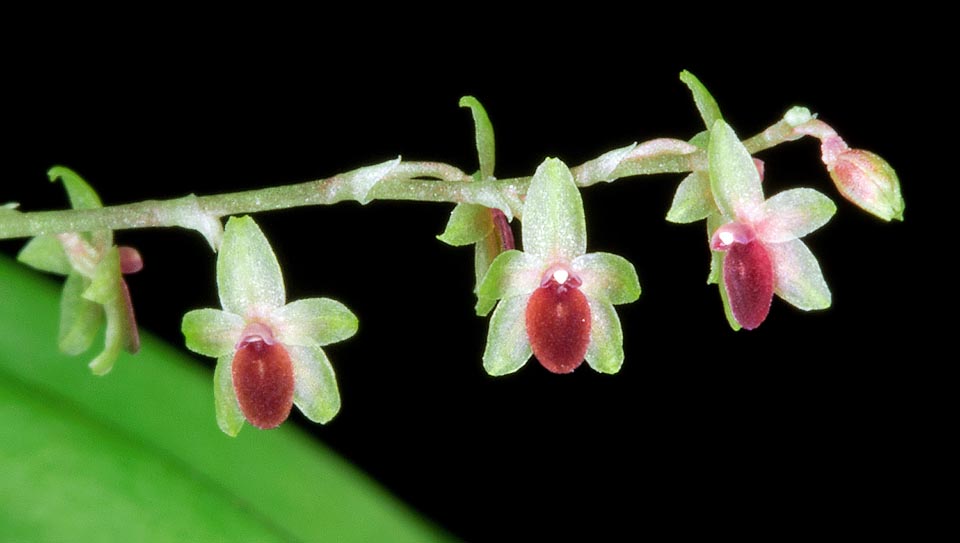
{"left": 584, "top": 298, "right": 624, "bottom": 374}
{"left": 522, "top": 158, "right": 586, "bottom": 261}
{"left": 482, "top": 296, "right": 532, "bottom": 376}
{"left": 181, "top": 308, "right": 244, "bottom": 358}
{"left": 758, "top": 188, "right": 836, "bottom": 243}
{"left": 217, "top": 216, "right": 285, "bottom": 315}
{"left": 709, "top": 120, "right": 764, "bottom": 220}
{"left": 666, "top": 171, "right": 715, "bottom": 224}
{"left": 273, "top": 298, "right": 358, "bottom": 347}
{"left": 572, "top": 252, "right": 641, "bottom": 305}
{"left": 213, "top": 354, "right": 245, "bottom": 436}
{"left": 82, "top": 248, "right": 136, "bottom": 375}
{"left": 767, "top": 239, "right": 831, "bottom": 310}
{"left": 477, "top": 250, "right": 542, "bottom": 302}
{"left": 58, "top": 272, "right": 103, "bottom": 355}
{"left": 288, "top": 345, "right": 341, "bottom": 424}
{"left": 680, "top": 70, "right": 724, "bottom": 129}
{"left": 459, "top": 96, "right": 496, "bottom": 180}
{"left": 18, "top": 235, "right": 71, "bottom": 275}
{"left": 474, "top": 232, "right": 501, "bottom": 317}
{"left": 437, "top": 203, "right": 493, "bottom": 247}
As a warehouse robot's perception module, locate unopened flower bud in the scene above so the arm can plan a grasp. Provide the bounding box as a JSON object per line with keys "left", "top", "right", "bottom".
{"left": 829, "top": 149, "right": 904, "bottom": 221}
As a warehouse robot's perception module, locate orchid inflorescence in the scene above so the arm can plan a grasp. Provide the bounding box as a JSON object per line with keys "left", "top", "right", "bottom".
{"left": 5, "top": 71, "right": 903, "bottom": 435}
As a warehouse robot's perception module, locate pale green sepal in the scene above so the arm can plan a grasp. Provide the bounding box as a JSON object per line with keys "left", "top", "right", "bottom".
{"left": 18, "top": 235, "right": 72, "bottom": 275}
{"left": 758, "top": 188, "right": 836, "bottom": 243}
{"left": 709, "top": 120, "right": 764, "bottom": 220}
{"left": 767, "top": 239, "right": 832, "bottom": 311}
{"left": 459, "top": 96, "right": 496, "bottom": 180}
{"left": 288, "top": 345, "right": 341, "bottom": 424}
{"left": 718, "top": 268, "right": 742, "bottom": 331}
{"left": 214, "top": 354, "right": 245, "bottom": 436}
{"left": 574, "top": 142, "right": 637, "bottom": 185}
{"left": 437, "top": 203, "right": 493, "bottom": 246}
{"left": 474, "top": 232, "right": 501, "bottom": 317}
{"left": 181, "top": 308, "right": 244, "bottom": 358}
{"left": 584, "top": 298, "right": 624, "bottom": 374}
{"left": 572, "top": 252, "right": 640, "bottom": 305}
{"left": 523, "top": 158, "right": 586, "bottom": 261}
{"left": 347, "top": 157, "right": 401, "bottom": 205}
{"left": 217, "top": 216, "right": 285, "bottom": 315}
{"left": 666, "top": 171, "right": 715, "bottom": 224}
{"left": 58, "top": 272, "right": 103, "bottom": 355}
{"left": 82, "top": 248, "right": 133, "bottom": 375}
{"left": 477, "top": 250, "right": 541, "bottom": 302}
{"left": 273, "top": 298, "right": 358, "bottom": 347}
{"left": 482, "top": 296, "right": 532, "bottom": 376}
{"left": 706, "top": 213, "right": 723, "bottom": 285}
{"left": 680, "top": 70, "right": 723, "bottom": 129}
{"left": 689, "top": 131, "right": 710, "bottom": 149}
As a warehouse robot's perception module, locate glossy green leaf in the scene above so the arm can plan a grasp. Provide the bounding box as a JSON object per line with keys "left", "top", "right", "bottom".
{"left": 482, "top": 296, "right": 532, "bottom": 376}
{"left": 17, "top": 235, "right": 72, "bottom": 275}
{"left": 437, "top": 203, "right": 493, "bottom": 247}
{"left": 709, "top": 120, "right": 763, "bottom": 220}
{"left": 217, "top": 216, "right": 285, "bottom": 315}
{"left": 181, "top": 308, "right": 244, "bottom": 358}
{"left": 0, "top": 255, "right": 448, "bottom": 541}
{"left": 572, "top": 252, "right": 641, "bottom": 305}
{"left": 666, "top": 171, "right": 715, "bottom": 224}
{"left": 460, "top": 96, "right": 496, "bottom": 180}
{"left": 274, "top": 298, "right": 359, "bottom": 347}
{"left": 58, "top": 272, "right": 103, "bottom": 355}
{"left": 522, "top": 158, "right": 586, "bottom": 261}
{"left": 584, "top": 298, "right": 624, "bottom": 374}
{"left": 767, "top": 239, "right": 832, "bottom": 310}
{"left": 758, "top": 188, "right": 836, "bottom": 243}
{"left": 680, "top": 70, "right": 723, "bottom": 129}
{"left": 288, "top": 345, "right": 341, "bottom": 424}
{"left": 477, "top": 249, "right": 541, "bottom": 302}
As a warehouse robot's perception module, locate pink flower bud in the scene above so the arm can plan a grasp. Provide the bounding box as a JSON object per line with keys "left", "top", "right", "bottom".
{"left": 829, "top": 149, "right": 904, "bottom": 221}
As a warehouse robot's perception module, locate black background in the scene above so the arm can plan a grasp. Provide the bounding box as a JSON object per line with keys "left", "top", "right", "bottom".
{"left": 2, "top": 19, "right": 941, "bottom": 541}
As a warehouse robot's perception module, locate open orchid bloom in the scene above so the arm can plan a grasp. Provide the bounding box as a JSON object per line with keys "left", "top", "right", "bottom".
{"left": 707, "top": 120, "right": 835, "bottom": 329}
{"left": 17, "top": 167, "right": 141, "bottom": 375}
{"left": 182, "top": 216, "right": 357, "bottom": 435}
{"left": 479, "top": 158, "right": 640, "bottom": 375}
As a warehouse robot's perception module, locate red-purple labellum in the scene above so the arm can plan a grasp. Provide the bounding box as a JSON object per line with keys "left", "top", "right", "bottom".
{"left": 232, "top": 340, "right": 295, "bottom": 429}
{"left": 525, "top": 280, "right": 591, "bottom": 374}
{"left": 723, "top": 240, "right": 774, "bottom": 330}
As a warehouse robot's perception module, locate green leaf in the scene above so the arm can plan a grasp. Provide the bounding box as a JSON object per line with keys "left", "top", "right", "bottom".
{"left": 288, "top": 345, "right": 341, "bottom": 424}
{"left": 758, "top": 188, "right": 836, "bottom": 243}
{"left": 0, "top": 254, "right": 450, "bottom": 542}
{"left": 274, "top": 298, "right": 359, "bottom": 347}
{"left": 666, "top": 171, "right": 715, "bottom": 224}
{"left": 477, "top": 249, "right": 541, "bottom": 302}
{"left": 58, "top": 272, "right": 103, "bottom": 355}
{"left": 218, "top": 216, "right": 286, "bottom": 315}
{"left": 680, "top": 70, "right": 723, "bottom": 129}
{"left": 17, "top": 235, "right": 72, "bottom": 275}
{"left": 767, "top": 239, "right": 832, "bottom": 310}
{"left": 437, "top": 203, "right": 493, "bottom": 247}
{"left": 708, "top": 120, "right": 763, "bottom": 219}
{"left": 214, "top": 353, "right": 245, "bottom": 436}
{"left": 523, "top": 158, "right": 586, "bottom": 261}
{"left": 572, "top": 252, "right": 641, "bottom": 305}
{"left": 482, "top": 296, "right": 532, "bottom": 376}
{"left": 181, "top": 308, "right": 244, "bottom": 358}
{"left": 584, "top": 298, "right": 625, "bottom": 374}
{"left": 459, "top": 96, "right": 496, "bottom": 180}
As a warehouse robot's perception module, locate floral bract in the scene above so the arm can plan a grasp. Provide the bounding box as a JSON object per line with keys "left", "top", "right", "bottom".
{"left": 479, "top": 158, "right": 640, "bottom": 375}
{"left": 17, "top": 167, "right": 141, "bottom": 375}
{"left": 181, "top": 216, "right": 357, "bottom": 436}
{"left": 707, "top": 120, "right": 835, "bottom": 329}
